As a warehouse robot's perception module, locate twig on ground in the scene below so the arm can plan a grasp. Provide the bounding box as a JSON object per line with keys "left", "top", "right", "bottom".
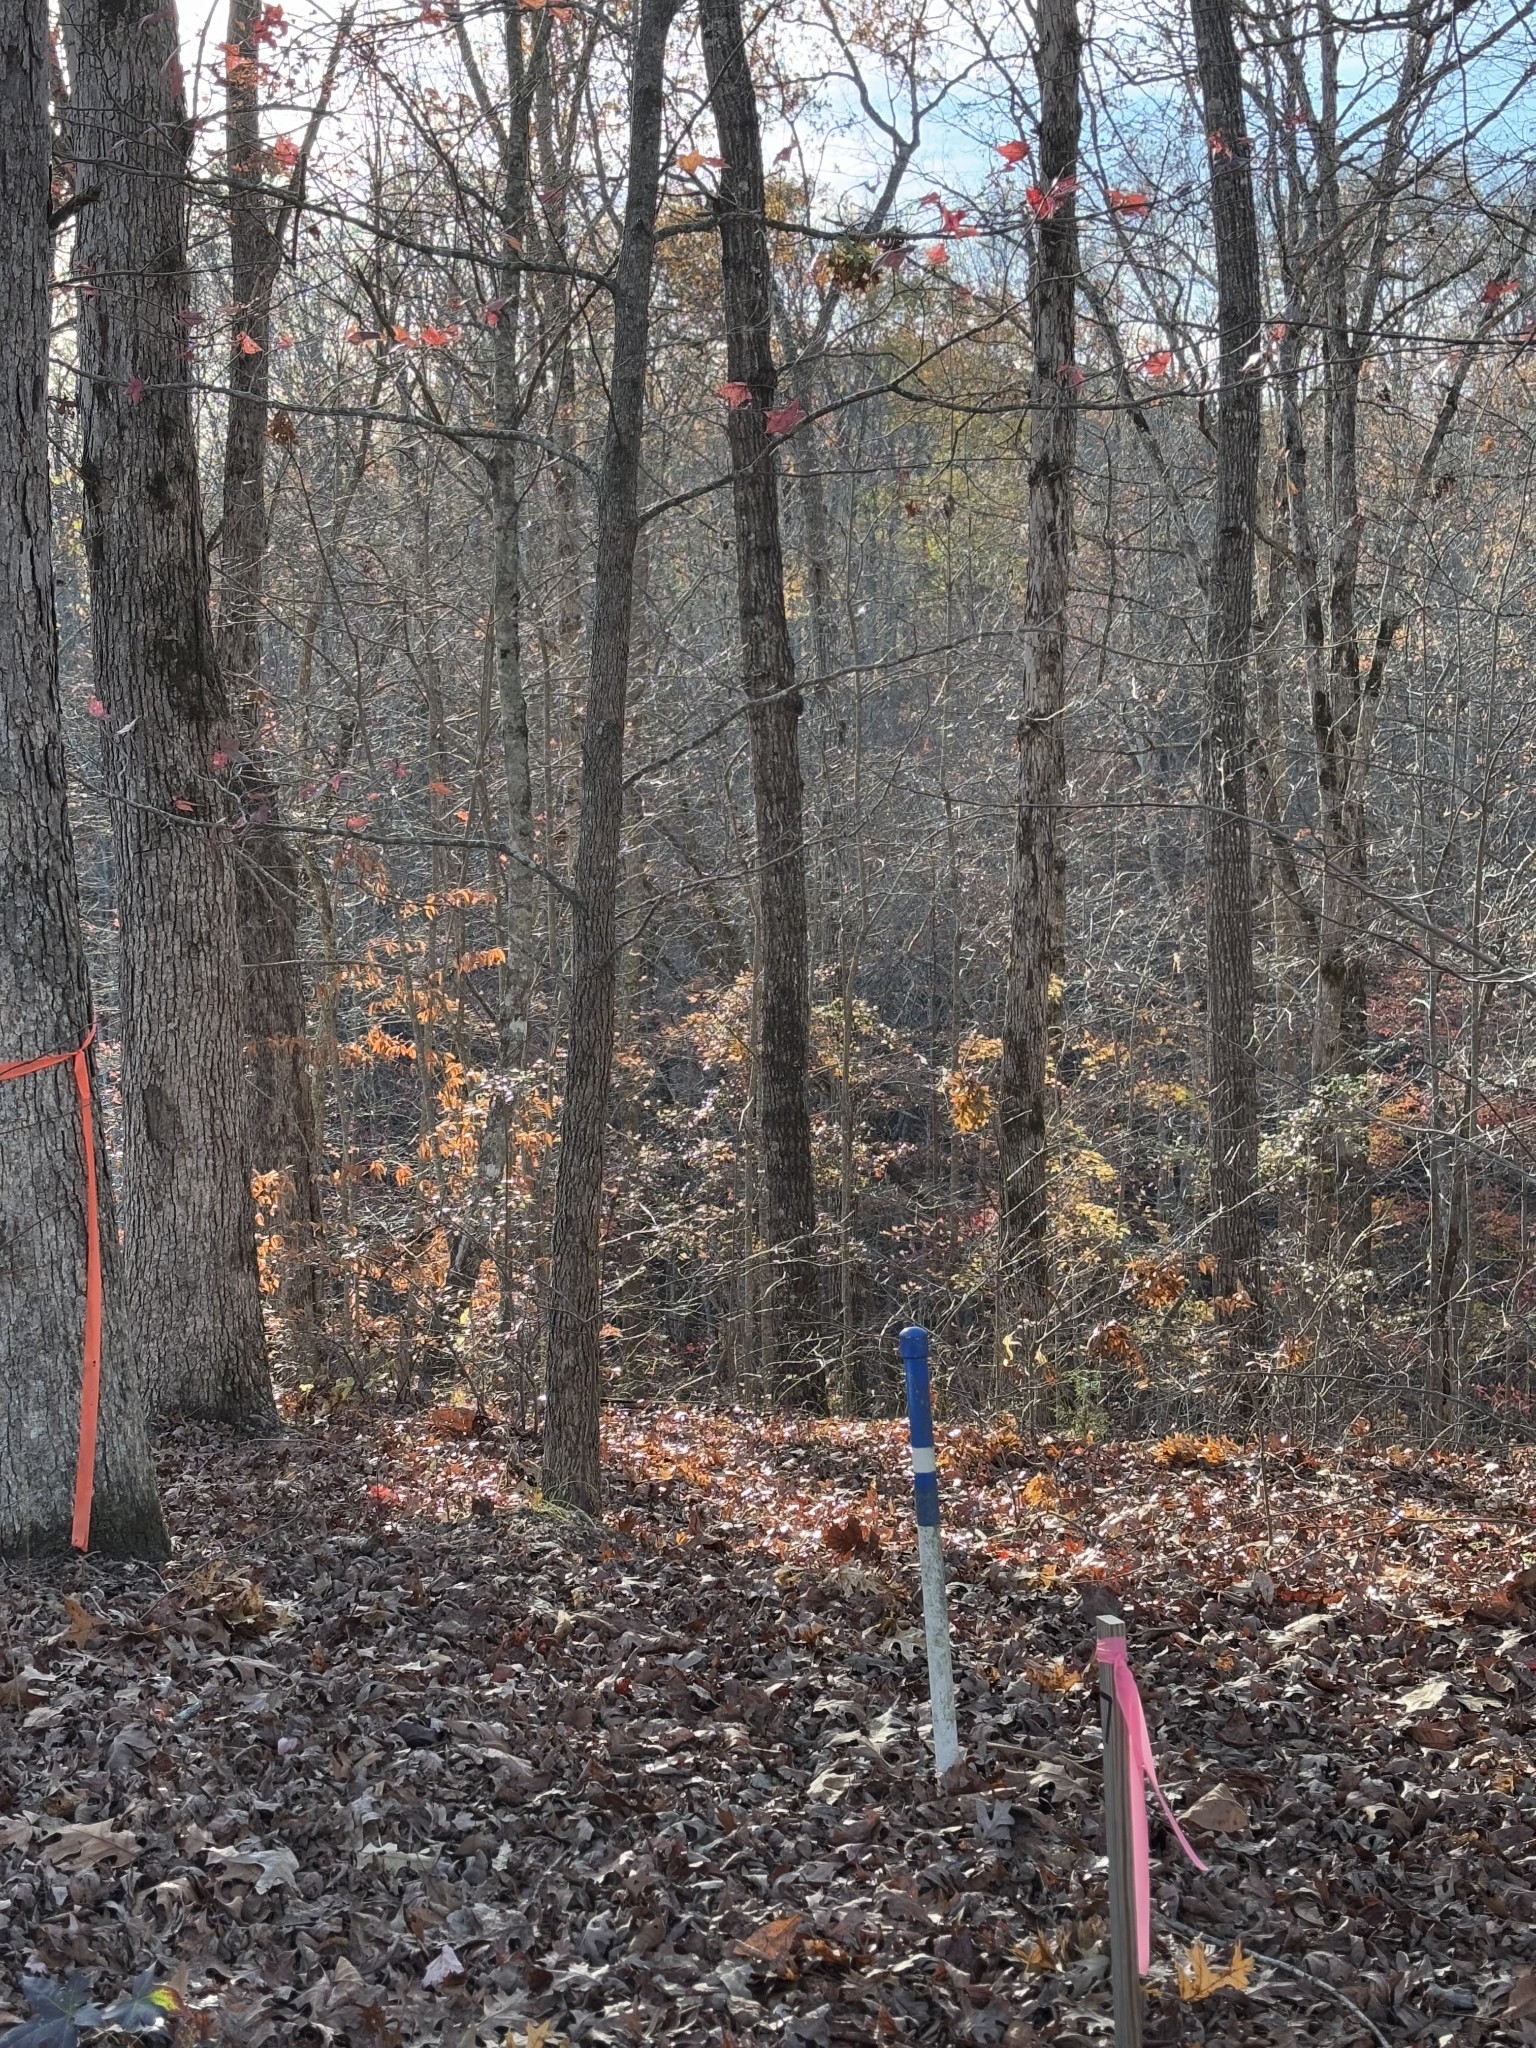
{"left": 1160, "top": 1912, "right": 1394, "bottom": 2048}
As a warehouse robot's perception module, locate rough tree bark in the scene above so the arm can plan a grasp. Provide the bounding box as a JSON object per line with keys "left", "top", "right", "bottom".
{"left": 541, "top": 0, "right": 680, "bottom": 1514}
{"left": 0, "top": 0, "right": 168, "bottom": 1557}
{"left": 700, "top": 0, "right": 824, "bottom": 1412}
{"left": 1267, "top": 14, "right": 1433, "bottom": 1257}
{"left": 1192, "top": 0, "right": 1267, "bottom": 1367}
{"left": 435, "top": 3, "right": 545, "bottom": 1344}
{"left": 997, "top": 0, "right": 1079, "bottom": 1414}
{"left": 64, "top": 0, "right": 274, "bottom": 1423}
{"left": 220, "top": 0, "right": 326, "bottom": 1372}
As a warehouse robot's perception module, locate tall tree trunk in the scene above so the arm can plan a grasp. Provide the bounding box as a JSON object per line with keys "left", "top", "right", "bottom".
{"left": 220, "top": 0, "right": 323, "bottom": 1373}
{"left": 1192, "top": 0, "right": 1267, "bottom": 1371}
{"left": 541, "top": 0, "right": 679, "bottom": 1514}
{"left": 997, "top": 0, "right": 1079, "bottom": 1416}
{"left": 437, "top": 3, "right": 544, "bottom": 1341}
{"left": 65, "top": 0, "right": 274, "bottom": 1423}
{"left": 700, "top": 0, "right": 823, "bottom": 1411}
{"left": 1, "top": 0, "right": 167, "bottom": 1556}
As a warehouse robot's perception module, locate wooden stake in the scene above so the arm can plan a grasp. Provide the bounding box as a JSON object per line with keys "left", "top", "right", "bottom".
{"left": 1098, "top": 1615, "right": 1143, "bottom": 2046}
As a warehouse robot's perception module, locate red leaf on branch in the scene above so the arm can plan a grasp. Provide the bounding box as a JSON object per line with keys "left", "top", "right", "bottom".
{"left": 236, "top": 330, "right": 262, "bottom": 355}
{"left": 1139, "top": 348, "right": 1173, "bottom": 377}
{"left": 925, "top": 243, "right": 949, "bottom": 267}
{"left": 718, "top": 381, "right": 753, "bottom": 409}
{"left": 1481, "top": 276, "right": 1520, "bottom": 304}
{"left": 1108, "top": 187, "right": 1151, "bottom": 218}
{"left": 125, "top": 374, "right": 146, "bottom": 404}
{"left": 764, "top": 397, "right": 806, "bottom": 436}
{"left": 996, "top": 139, "right": 1030, "bottom": 166}
{"left": 1025, "top": 176, "right": 1078, "bottom": 220}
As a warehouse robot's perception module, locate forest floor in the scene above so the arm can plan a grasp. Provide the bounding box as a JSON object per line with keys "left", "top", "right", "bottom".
{"left": 2, "top": 1405, "right": 1534, "bottom": 2048}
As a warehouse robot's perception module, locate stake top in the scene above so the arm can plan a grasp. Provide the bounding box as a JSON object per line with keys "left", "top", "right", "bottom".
{"left": 1096, "top": 1614, "right": 1127, "bottom": 1641}
{"left": 900, "top": 1326, "right": 930, "bottom": 1368}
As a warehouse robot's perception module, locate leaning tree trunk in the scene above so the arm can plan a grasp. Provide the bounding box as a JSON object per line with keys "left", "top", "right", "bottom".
{"left": 0, "top": 0, "right": 168, "bottom": 1557}
{"left": 220, "top": 0, "right": 324, "bottom": 1373}
{"left": 64, "top": 0, "right": 274, "bottom": 1424}
{"left": 700, "top": 0, "right": 824, "bottom": 1412}
{"left": 541, "top": 0, "right": 680, "bottom": 1515}
{"left": 1192, "top": 0, "right": 1267, "bottom": 1373}
{"left": 997, "top": 0, "right": 1079, "bottom": 1419}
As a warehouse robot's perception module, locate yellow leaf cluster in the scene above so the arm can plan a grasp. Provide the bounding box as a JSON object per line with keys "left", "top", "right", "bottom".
{"left": 945, "top": 1068, "right": 994, "bottom": 1134}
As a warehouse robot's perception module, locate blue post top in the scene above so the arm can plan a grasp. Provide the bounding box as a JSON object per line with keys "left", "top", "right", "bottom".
{"left": 901, "top": 1325, "right": 933, "bottom": 1450}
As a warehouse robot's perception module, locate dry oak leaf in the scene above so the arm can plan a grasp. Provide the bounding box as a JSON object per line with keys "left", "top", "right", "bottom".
{"left": 733, "top": 1913, "right": 804, "bottom": 1974}
{"left": 427, "top": 1403, "right": 478, "bottom": 1438}
{"left": 1173, "top": 1938, "right": 1253, "bottom": 2001}
{"left": 207, "top": 1843, "right": 301, "bottom": 1892}
{"left": 822, "top": 1513, "right": 880, "bottom": 1561}
{"left": 1465, "top": 1564, "right": 1536, "bottom": 1623}
{"left": 422, "top": 1943, "right": 465, "bottom": 1989}
{"left": 38, "top": 1820, "right": 139, "bottom": 1870}
{"left": 1508, "top": 1971, "right": 1536, "bottom": 2023}
{"left": 60, "top": 1595, "right": 103, "bottom": 1648}
{"left": 0, "top": 1671, "right": 48, "bottom": 1711}
{"left": 1398, "top": 1675, "right": 1451, "bottom": 1717}
{"left": 1181, "top": 1783, "right": 1250, "bottom": 1835}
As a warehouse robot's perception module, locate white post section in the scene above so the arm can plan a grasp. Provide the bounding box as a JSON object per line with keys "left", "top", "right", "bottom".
{"left": 900, "top": 1326, "right": 961, "bottom": 1781}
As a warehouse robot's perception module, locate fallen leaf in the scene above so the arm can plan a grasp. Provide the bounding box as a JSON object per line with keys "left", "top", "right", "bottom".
{"left": 733, "top": 1913, "right": 804, "bottom": 1974}
{"left": 1174, "top": 1938, "right": 1253, "bottom": 2000}
{"left": 38, "top": 1821, "right": 139, "bottom": 1870}
{"left": 1398, "top": 1675, "right": 1451, "bottom": 1716}
{"left": 422, "top": 1943, "right": 464, "bottom": 1989}
{"left": 1182, "top": 1783, "right": 1250, "bottom": 1835}
{"left": 207, "top": 1844, "right": 300, "bottom": 1892}
{"left": 59, "top": 1596, "right": 102, "bottom": 1649}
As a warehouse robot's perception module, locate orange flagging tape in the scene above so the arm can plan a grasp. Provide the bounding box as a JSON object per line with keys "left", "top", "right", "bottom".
{"left": 0, "top": 1021, "right": 101, "bottom": 1550}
